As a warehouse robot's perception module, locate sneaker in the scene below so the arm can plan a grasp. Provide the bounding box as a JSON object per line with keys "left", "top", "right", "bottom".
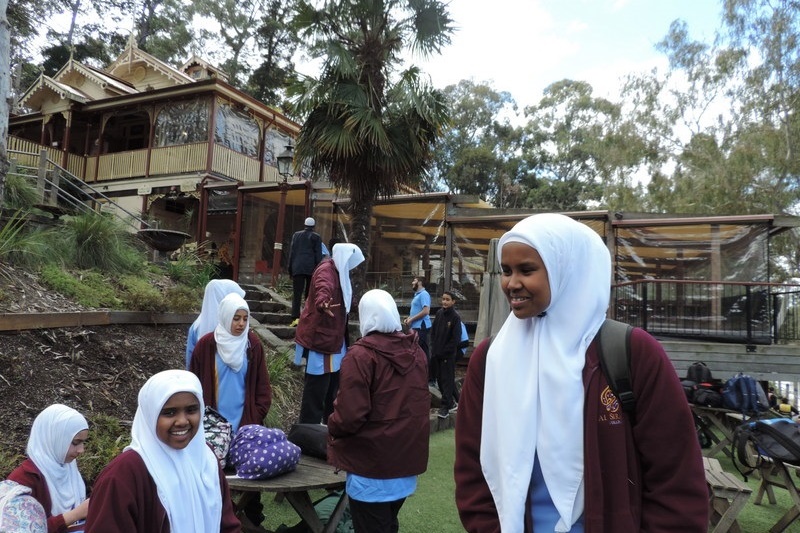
{"left": 437, "top": 407, "right": 449, "bottom": 419}
{"left": 449, "top": 403, "right": 458, "bottom": 414}
{"left": 290, "top": 318, "right": 299, "bottom": 327}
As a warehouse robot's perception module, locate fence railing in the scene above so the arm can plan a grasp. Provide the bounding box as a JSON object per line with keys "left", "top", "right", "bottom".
{"left": 612, "top": 279, "right": 800, "bottom": 344}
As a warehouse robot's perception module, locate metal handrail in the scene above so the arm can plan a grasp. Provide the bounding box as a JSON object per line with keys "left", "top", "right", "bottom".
{"left": 8, "top": 149, "right": 151, "bottom": 230}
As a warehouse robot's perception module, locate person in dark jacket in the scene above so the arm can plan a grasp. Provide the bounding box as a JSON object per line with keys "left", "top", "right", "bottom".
{"left": 294, "top": 243, "right": 365, "bottom": 424}
{"left": 454, "top": 213, "right": 707, "bottom": 533}
{"left": 430, "top": 290, "right": 462, "bottom": 419}
{"left": 288, "top": 217, "right": 323, "bottom": 326}
{"left": 327, "top": 289, "right": 429, "bottom": 533}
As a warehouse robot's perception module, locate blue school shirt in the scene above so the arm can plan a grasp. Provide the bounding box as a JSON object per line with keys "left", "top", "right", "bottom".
{"left": 346, "top": 473, "right": 417, "bottom": 503}
{"left": 216, "top": 354, "right": 248, "bottom": 433}
{"left": 293, "top": 342, "right": 347, "bottom": 375}
{"left": 409, "top": 289, "right": 431, "bottom": 329}
{"left": 530, "top": 454, "right": 584, "bottom": 532}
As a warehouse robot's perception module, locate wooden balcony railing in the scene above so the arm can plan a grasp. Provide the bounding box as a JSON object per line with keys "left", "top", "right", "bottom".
{"left": 9, "top": 136, "right": 285, "bottom": 184}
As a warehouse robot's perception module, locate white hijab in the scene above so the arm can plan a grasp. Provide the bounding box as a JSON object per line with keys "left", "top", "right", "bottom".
{"left": 481, "top": 213, "right": 611, "bottom": 533}
{"left": 331, "top": 243, "right": 365, "bottom": 313}
{"left": 126, "top": 370, "right": 222, "bottom": 533}
{"left": 192, "top": 280, "right": 245, "bottom": 339}
{"left": 26, "top": 404, "right": 87, "bottom": 516}
{"left": 213, "top": 293, "right": 250, "bottom": 372}
{"left": 359, "top": 289, "right": 402, "bottom": 336}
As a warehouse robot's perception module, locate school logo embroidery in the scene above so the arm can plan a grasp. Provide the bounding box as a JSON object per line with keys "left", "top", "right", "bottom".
{"left": 598, "top": 385, "right": 624, "bottom": 425}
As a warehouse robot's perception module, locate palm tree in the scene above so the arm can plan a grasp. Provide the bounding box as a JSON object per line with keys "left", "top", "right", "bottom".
{"left": 289, "top": 0, "right": 454, "bottom": 297}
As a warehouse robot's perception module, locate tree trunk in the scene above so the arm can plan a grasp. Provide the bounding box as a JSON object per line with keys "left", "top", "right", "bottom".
{"left": 349, "top": 196, "right": 373, "bottom": 302}
{"left": 0, "top": 0, "right": 10, "bottom": 208}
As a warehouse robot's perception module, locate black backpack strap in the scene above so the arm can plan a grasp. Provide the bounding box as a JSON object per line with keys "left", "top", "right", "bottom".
{"left": 597, "top": 318, "right": 635, "bottom": 415}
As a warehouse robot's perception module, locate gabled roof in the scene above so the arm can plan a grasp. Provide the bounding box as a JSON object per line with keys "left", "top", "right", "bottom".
{"left": 18, "top": 75, "right": 90, "bottom": 110}
{"left": 106, "top": 41, "right": 194, "bottom": 89}
{"left": 53, "top": 58, "right": 138, "bottom": 96}
{"left": 180, "top": 55, "right": 229, "bottom": 83}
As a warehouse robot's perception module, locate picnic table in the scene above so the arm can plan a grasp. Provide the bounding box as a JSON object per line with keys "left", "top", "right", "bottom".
{"left": 691, "top": 405, "right": 747, "bottom": 458}
{"left": 755, "top": 457, "right": 800, "bottom": 532}
{"left": 226, "top": 455, "right": 347, "bottom": 533}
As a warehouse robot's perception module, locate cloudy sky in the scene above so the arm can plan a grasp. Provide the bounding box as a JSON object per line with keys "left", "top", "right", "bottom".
{"left": 413, "top": 0, "right": 722, "bottom": 108}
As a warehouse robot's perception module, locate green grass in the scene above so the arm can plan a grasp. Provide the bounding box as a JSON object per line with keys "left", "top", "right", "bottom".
{"left": 257, "top": 429, "right": 800, "bottom": 532}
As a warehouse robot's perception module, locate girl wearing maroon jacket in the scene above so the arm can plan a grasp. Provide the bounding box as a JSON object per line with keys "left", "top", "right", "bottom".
{"left": 85, "top": 370, "right": 240, "bottom": 533}
{"left": 454, "top": 214, "right": 707, "bottom": 533}
{"left": 8, "top": 404, "right": 90, "bottom": 533}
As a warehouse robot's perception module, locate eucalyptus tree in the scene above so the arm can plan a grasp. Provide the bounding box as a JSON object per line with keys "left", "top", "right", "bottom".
{"left": 288, "top": 0, "right": 454, "bottom": 296}
{"left": 131, "top": 0, "right": 192, "bottom": 64}
{"left": 520, "top": 79, "right": 647, "bottom": 211}
{"left": 429, "top": 79, "right": 522, "bottom": 204}
{"left": 246, "top": 0, "right": 299, "bottom": 106}
{"left": 190, "top": 0, "right": 270, "bottom": 87}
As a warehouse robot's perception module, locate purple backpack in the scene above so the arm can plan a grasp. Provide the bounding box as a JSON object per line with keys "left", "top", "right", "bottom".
{"left": 229, "top": 425, "right": 301, "bottom": 480}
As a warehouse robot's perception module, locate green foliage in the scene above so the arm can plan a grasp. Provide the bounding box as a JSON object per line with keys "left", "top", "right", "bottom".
{"left": 57, "top": 212, "right": 145, "bottom": 273}
{"left": 39, "top": 266, "right": 122, "bottom": 308}
{"left": 165, "top": 246, "right": 217, "bottom": 289}
{"left": 0, "top": 448, "right": 24, "bottom": 479}
{"left": 3, "top": 173, "right": 39, "bottom": 210}
{"left": 80, "top": 414, "right": 130, "bottom": 487}
{"left": 289, "top": 0, "right": 455, "bottom": 295}
{"left": 0, "top": 210, "right": 52, "bottom": 272}
{"left": 165, "top": 285, "right": 201, "bottom": 313}
{"left": 118, "top": 275, "right": 168, "bottom": 312}
{"left": 262, "top": 346, "right": 302, "bottom": 428}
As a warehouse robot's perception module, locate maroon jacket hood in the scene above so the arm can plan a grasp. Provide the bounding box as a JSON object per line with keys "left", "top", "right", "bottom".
{"left": 356, "top": 330, "right": 420, "bottom": 375}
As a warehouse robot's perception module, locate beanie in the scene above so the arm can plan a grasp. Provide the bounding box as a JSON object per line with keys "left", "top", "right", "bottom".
{"left": 304, "top": 217, "right": 315, "bottom": 227}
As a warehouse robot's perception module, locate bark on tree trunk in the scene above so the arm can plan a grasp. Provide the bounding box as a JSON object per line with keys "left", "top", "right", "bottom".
{"left": 0, "top": 0, "right": 10, "bottom": 208}
{"left": 349, "top": 197, "right": 373, "bottom": 303}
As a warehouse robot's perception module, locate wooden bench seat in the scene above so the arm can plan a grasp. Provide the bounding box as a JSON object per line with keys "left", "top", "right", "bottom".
{"left": 704, "top": 457, "right": 752, "bottom": 533}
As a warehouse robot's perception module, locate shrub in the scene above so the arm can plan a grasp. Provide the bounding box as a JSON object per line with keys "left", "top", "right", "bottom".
{"left": 3, "top": 173, "right": 39, "bottom": 210}
{"left": 56, "top": 212, "right": 145, "bottom": 273}
{"left": 118, "top": 274, "right": 168, "bottom": 312}
{"left": 80, "top": 414, "right": 130, "bottom": 487}
{"left": 165, "top": 285, "right": 201, "bottom": 313}
{"left": 262, "top": 346, "right": 303, "bottom": 429}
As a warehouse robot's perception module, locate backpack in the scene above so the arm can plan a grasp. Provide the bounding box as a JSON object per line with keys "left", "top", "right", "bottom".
{"left": 686, "top": 362, "right": 713, "bottom": 383}
{"left": 0, "top": 480, "right": 46, "bottom": 533}
{"left": 722, "top": 373, "right": 769, "bottom": 414}
{"left": 595, "top": 319, "right": 636, "bottom": 414}
{"left": 692, "top": 385, "right": 724, "bottom": 408}
{"left": 733, "top": 418, "right": 800, "bottom": 480}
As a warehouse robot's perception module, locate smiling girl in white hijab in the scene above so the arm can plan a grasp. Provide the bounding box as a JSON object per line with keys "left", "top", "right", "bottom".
{"left": 454, "top": 213, "right": 708, "bottom": 533}
{"left": 8, "top": 404, "right": 89, "bottom": 532}
{"left": 85, "top": 370, "right": 240, "bottom": 533}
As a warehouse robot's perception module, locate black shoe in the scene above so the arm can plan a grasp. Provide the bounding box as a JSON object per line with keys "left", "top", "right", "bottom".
{"left": 437, "top": 407, "right": 449, "bottom": 419}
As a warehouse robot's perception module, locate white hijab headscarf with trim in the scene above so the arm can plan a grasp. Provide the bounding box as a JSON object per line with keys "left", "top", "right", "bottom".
{"left": 358, "top": 289, "right": 402, "bottom": 336}
{"left": 26, "top": 404, "right": 87, "bottom": 516}
{"left": 213, "top": 293, "right": 250, "bottom": 372}
{"left": 126, "top": 370, "right": 222, "bottom": 533}
{"left": 481, "top": 213, "right": 611, "bottom": 533}
{"left": 192, "top": 280, "right": 245, "bottom": 339}
{"left": 331, "top": 243, "right": 365, "bottom": 313}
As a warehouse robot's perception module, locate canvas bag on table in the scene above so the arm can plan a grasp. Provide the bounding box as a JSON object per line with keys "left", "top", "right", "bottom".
{"left": 229, "top": 425, "right": 301, "bottom": 479}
